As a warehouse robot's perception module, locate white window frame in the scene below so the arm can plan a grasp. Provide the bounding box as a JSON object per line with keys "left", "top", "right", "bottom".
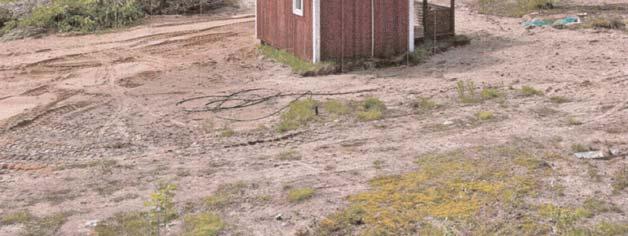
{"left": 293, "top": 0, "right": 304, "bottom": 16}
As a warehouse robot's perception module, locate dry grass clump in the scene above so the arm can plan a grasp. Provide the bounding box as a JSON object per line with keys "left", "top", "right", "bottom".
{"left": 287, "top": 187, "right": 315, "bottom": 203}
{"left": 322, "top": 99, "right": 350, "bottom": 116}
{"left": 205, "top": 181, "right": 248, "bottom": 209}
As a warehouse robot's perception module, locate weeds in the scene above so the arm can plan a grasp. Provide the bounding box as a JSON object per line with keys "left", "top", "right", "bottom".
{"left": 456, "top": 80, "right": 478, "bottom": 103}
{"left": 287, "top": 187, "right": 315, "bottom": 203}
{"left": 21, "top": 212, "right": 70, "bottom": 236}
{"left": 521, "top": 86, "right": 544, "bottom": 97}
{"left": 7, "top": 0, "right": 143, "bottom": 34}
{"left": 372, "top": 160, "right": 384, "bottom": 170}
{"left": 258, "top": 45, "right": 335, "bottom": 75}
{"left": 182, "top": 212, "right": 225, "bottom": 236}
{"left": 582, "top": 198, "right": 621, "bottom": 215}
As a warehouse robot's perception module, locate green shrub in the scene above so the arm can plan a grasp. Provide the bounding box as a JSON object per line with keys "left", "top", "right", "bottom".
{"left": 15, "top": 0, "right": 143, "bottom": 33}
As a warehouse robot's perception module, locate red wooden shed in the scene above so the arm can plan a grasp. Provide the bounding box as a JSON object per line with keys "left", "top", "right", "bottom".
{"left": 256, "top": 0, "right": 455, "bottom": 63}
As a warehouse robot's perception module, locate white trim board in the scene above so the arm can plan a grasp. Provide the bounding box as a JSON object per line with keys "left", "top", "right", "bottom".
{"left": 312, "top": 0, "right": 321, "bottom": 62}
{"left": 408, "top": 0, "right": 415, "bottom": 52}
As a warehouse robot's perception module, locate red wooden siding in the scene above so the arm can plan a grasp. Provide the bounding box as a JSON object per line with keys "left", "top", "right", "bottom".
{"left": 320, "top": 0, "right": 408, "bottom": 60}
{"left": 257, "top": 0, "right": 313, "bottom": 61}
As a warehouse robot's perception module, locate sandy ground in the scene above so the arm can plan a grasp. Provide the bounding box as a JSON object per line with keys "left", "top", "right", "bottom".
{"left": 0, "top": 1, "right": 627, "bottom": 235}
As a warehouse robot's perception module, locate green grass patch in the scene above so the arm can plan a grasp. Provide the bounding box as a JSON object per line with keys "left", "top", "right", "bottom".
{"left": 182, "top": 212, "right": 225, "bottom": 236}
{"left": 277, "top": 149, "right": 301, "bottom": 161}
{"left": 94, "top": 211, "right": 153, "bottom": 236}
{"left": 287, "top": 187, "right": 315, "bottom": 203}
{"left": 219, "top": 127, "right": 235, "bottom": 137}
{"left": 538, "top": 204, "right": 592, "bottom": 233}
{"left": 550, "top": 96, "right": 571, "bottom": 104}
{"left": 521, "top": 86, "right": 544, "bottom": 97}
{"left": 571, "top": 143, "right": 589, "bottom": 153}
{"left": 5, "top": 0, "right": 143, "bottom": 34}
{"left": 478, "top": 0, "right": 558, "bottom": 17}
{"left": 480, "top": 88, "right": 502, "bottom": 100}
{"left": 205, "top": 181, "right": 248, "bottom": 209}
{"left": 611, "top": 168, "right": 627, "bottom": 194}
{"left": 567, "top": 117, "right": 583, "bottom": 126}
{"left": 476, "top": 111, "right": 494, "bottom": 121}
{"left": 0, "top": 210, "right": 33, "bottom": 226}
{"left": 316, "top": 147, "right": 564, "bottom": 235}
{"left": 322, "top": 99, "right": 351, "bottom": 116}
{"left": 258, "top": 45, "right": 335, "bottom": 75}
{"left": 277, "top": 98, "right": 318, "bottom": 132}
{"left": 356, "top": 97, "right": 386, "bottom": 121}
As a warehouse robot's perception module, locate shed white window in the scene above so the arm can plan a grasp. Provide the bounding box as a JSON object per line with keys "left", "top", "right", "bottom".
{"left": 293, "top": 0, "right": 304, "bottom": 16}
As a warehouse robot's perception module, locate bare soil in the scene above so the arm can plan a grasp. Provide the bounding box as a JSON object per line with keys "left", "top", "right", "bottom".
{"left": 0, "top": 0, "right": 626, "bottom": 235}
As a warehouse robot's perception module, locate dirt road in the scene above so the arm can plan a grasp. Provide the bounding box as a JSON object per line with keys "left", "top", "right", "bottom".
{"left": 0, "top": 1, "right": 626, "bottom": 235}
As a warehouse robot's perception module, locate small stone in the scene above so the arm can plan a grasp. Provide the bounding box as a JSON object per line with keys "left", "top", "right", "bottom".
{"left": 84, "top": 220, "right": 99, "bottom": 228}
{"left": 609, "top": 148, "right": 621, "bottom": 156}
{"left": 443, "top": 120, "right": 454, "bottom": 126}
{"left": 274, "top": 213, "right": 283, "bottom": 221}
{"left": 574, "top": 151, "right": 606, "bottom": 159}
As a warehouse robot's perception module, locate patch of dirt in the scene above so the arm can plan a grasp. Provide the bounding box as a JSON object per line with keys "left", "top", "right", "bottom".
{"left": 0, "top": 1, "right": 627, "bottom": 235}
